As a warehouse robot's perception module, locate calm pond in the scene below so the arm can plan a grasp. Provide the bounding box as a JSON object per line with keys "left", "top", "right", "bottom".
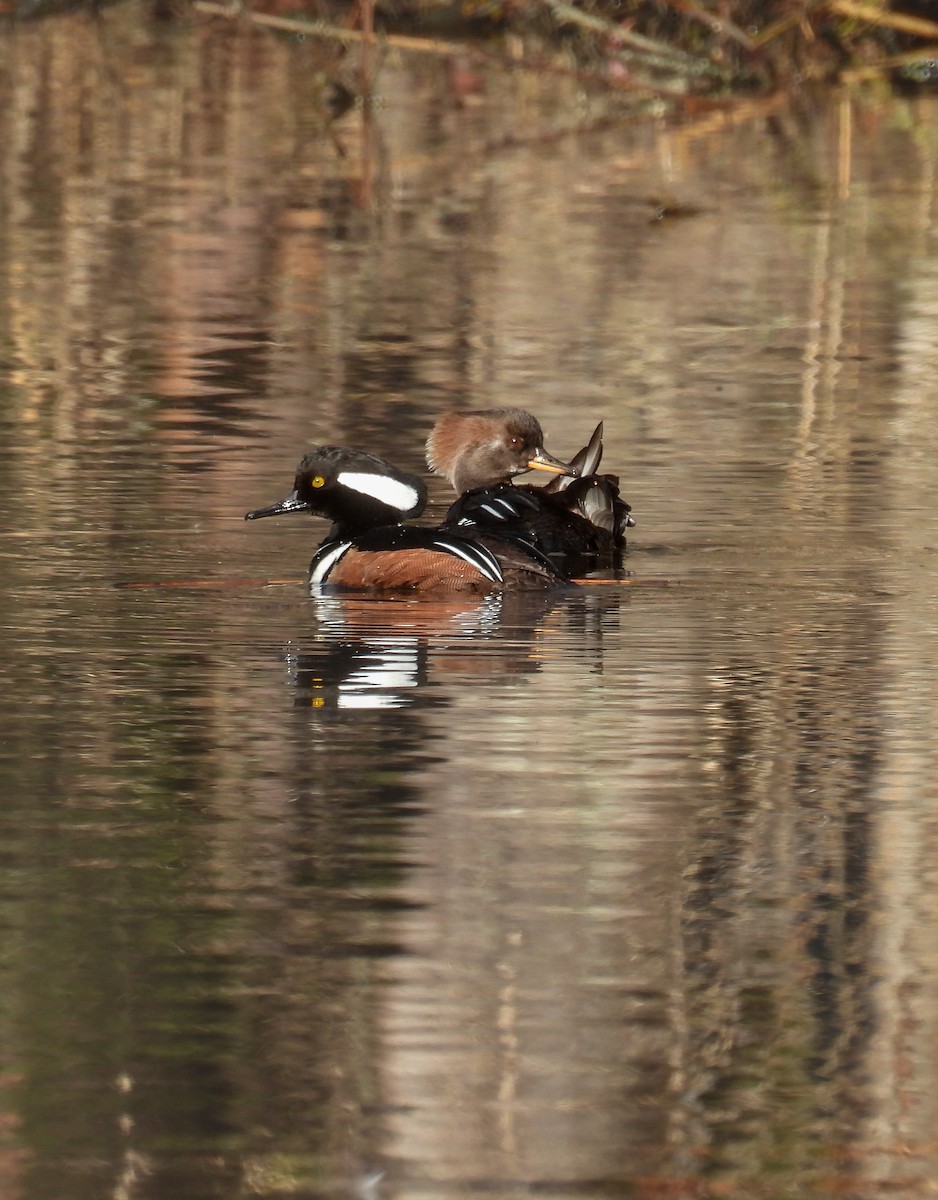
{"left": 1, "top": 8, "right": 938, "bottom": 1199}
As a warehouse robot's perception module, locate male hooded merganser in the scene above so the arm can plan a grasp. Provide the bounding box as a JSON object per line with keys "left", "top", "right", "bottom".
{"left": 426, "top": 408, "right": 634, "bottom": 562}
{"left": 540, "top": 419, "right": 635, "bottom": 545}
{"left": 245, "top": 445, "right": 568, "bottom": 593}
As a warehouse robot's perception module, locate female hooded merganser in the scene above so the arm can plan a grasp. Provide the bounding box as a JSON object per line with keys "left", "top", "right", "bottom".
{"left": 245, "top": 445, "right": 568, "bottom": 593}
{"left": 426, "top": 408, "right": 634, "bottom": 562}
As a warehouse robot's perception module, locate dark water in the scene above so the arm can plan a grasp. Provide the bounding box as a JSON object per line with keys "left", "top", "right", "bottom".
{"left": 2, "top": 8, "right": 938, "bottom": 1199}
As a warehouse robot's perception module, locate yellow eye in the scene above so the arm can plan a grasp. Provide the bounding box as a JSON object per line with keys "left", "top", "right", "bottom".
{"left": 311, "top": 475, "right": 326, "bottom": 488}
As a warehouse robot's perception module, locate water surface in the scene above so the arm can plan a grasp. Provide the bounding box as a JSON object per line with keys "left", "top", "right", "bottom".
{"left": 1, "top": 10, "right": 938, "bottom": 1199}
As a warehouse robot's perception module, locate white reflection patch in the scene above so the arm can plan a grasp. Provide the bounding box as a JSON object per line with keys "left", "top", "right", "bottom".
{"left": 338, "top": 644, "right": 420, "bottom": 708}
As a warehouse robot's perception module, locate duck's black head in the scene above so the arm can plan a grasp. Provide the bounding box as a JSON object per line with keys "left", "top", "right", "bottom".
{"left": 245, "top": 446, "right": 427, "bottom": 536}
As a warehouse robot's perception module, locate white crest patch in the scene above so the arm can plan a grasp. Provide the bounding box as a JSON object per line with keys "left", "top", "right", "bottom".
{"left": 337, "top": 471, "right": 420, "bottom": 513}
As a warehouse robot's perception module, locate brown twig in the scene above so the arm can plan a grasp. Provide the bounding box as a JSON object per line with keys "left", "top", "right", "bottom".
{"left": 192, "top": 1, "right": 468, "bottom": 56}
{"left": 359, "top": 0, "right": 376, "bottom": 97}
{"left": 841, "top": 41, "right": 938, "bottom": 82}
{"left": 117, "top": 577, "right": 304, "bottom": 588}
{"left": 749, "top": 12, "right": 804, "bottom": 48}
{"left": 827, "top": 0, "right": 938, "bottom": 39}
{"left": 656, "top": 0, "right": 756, "bottom": 51}
{"left": 540, "top": 0, "right": 731, "bottom": 77}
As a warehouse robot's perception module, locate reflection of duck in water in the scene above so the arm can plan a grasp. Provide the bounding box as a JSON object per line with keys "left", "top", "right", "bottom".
{"left": 244, "top": 412, "right": 634, "bottom": 592}
{"left": 289, "top": 584, "right": 620, "bottom": 710}
{"left": 291, "top": 591, "right": 557, "bottom": 709}
{"left": 245, "top": 444, "right": 570, "bottom": 593}
{"left": 427, "top": 409, "right": 634, "bottom": 568}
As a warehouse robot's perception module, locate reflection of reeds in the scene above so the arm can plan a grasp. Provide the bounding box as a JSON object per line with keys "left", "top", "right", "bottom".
{"left": 4, "top": 18, "right": 938, "bottom": 1195}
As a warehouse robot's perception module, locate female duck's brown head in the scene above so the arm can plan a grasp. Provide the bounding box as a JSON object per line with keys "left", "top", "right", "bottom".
{"left": 426, "top": 408, "right": 575, "bottom": 494}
